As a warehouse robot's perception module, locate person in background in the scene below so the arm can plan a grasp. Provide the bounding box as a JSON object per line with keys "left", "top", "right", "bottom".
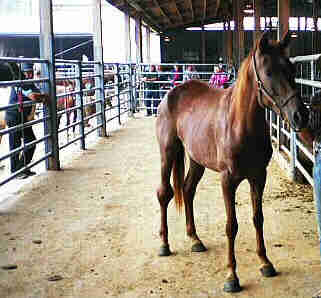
{"left": 5, "top": 62, "right": 49, "bottom": 179}
{"left": 171, "top": 64, "right": 183, "bottom": 87}
{"left": 156, "top": 65, "right": 169, "bottom": 113}
{"left": 209, "top": 62, "right": 229, "bottom": 89}
{"left": 185, "top": 65, "right": 200, "bottom": 81}
{"left": 142, "top": 64, "right": 158, "bottom": 116}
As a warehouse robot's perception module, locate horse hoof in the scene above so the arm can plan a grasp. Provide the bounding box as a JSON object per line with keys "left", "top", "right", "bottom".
{"left": 159, "top": 244, "right": 171, "bottom": 257}
{"left": 260, "top": 264, "right": 277, "bottom": 277}
{"left": 191, "top": 242, "right": 207, "bottom": 252}
{"left": 223, "top": 278, "right": 242, "bottom": 293}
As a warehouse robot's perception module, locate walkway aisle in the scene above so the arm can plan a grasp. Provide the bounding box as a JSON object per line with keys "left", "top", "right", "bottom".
{"left": 0, "top": 115, "right": 320, "bottom": 298}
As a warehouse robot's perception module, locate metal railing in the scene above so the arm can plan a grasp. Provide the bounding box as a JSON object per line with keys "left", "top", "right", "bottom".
{"left": 0, "top": 57, "right": 135, "bottom": 187}
{"left": 135, "top": 63, "right": 236, "bottom": 115}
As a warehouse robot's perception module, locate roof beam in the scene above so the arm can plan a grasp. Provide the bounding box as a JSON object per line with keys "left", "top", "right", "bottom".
{"left": 153, "top": 0, "right": 172, "bottom": 24}
{"left": 173, "top": 2, "right": 184, "bottom": 22}
{"left": 203, "top": 0, "right": 207, "bottom": 21}
{"left": 122, "top": 0, "right": 162, "bottom": 31}
{"left": 188, "top": 0, "right": 195, "bottom": 21}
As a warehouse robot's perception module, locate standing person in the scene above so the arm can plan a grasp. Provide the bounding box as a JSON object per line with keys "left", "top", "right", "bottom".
{"left": 142, "top": 65, "right": 158, "bottom": 116}
{"left": 171, "top": 65, "right": 182, "bottom": 87}
{"left": 5, "top": 62, "right": 49, "bottom": 179}
{"left": 156, "top": 65, "right": 169, "bottom": 105}
{"left": 185, "top": 65, "right": 200, "bottom": 81}
{"left": 209, "top": 63, "right": 229, "bottom": 88}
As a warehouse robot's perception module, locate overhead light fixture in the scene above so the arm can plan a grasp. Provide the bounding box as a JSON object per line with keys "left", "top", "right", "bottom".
{"left": 291, "top": 32, "right": 298, "bottom": 38}
{"left": 164, "top": 36, "right": 171, "bottom": 42}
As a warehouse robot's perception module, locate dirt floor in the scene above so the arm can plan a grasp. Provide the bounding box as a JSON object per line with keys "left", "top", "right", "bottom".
{"left": 0, "top": 114, "right": 320, "bottom": 298}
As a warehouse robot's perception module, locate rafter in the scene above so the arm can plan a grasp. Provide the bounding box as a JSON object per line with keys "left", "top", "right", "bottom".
{"left": 153, "top": 0, "right": 172, "bottom": 24}
{"left": 121, "top": 0, "right": 162, "bottom": 31}
{"left": 188, "top": 0, "right": 194, "bottom": 21}
{"left": 173, "top": 1, "right": 184, "bottom": 22}
{"left": 202, "top": 0, "right": 207, "bottom": 21}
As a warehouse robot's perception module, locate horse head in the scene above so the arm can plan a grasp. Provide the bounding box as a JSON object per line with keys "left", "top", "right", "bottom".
{"left": 252, "top": 31, "right": 309, "bottom": 131}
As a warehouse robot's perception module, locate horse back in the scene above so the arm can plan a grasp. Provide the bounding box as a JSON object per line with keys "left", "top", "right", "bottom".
{"left": 157, "top": 80, "right": 272, "bottom": 174}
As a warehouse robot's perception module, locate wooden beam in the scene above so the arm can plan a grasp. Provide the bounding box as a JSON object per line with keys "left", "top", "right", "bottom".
{"left": 153, "top": 0, "right": 172, "bottom": 24}
{"left": 215, "top": 0, "right": 221, "bottom": 14}
{"left": 253, "top": 0, "right": 262, "bottom": 47}
{"left": 188, "top": 0, "right": 194, "bottom": 21}
{"left": 278, "top": 0, "right": 289, "bottom": 40}
{"left": 172, "top": 1, "right": 183, "bottom": 22}
{"left": 203, "top": 0, "right": 207, "bottom": 21}
{"left": 124, "top": 0, "right": 162, "bottom": 31}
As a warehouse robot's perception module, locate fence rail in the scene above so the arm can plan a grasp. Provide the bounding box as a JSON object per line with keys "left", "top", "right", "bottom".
{"left": 0, "top": 58, "right": 135, "bottom": 187}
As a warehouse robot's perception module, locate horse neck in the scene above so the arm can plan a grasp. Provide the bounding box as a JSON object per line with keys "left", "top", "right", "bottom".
{"left": 232, "top": 68, "right": 266, "bottom": 132}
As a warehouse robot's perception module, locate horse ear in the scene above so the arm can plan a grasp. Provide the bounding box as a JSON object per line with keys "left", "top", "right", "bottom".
{"left": 279, "top": 31, "right": 291, "bottom": 57}
{"left": 258, "top": 31, "right": 271, "bottom": 54}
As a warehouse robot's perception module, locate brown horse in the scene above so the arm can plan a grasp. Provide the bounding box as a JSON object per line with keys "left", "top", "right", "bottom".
{"left": 155, "top": 31, "right": 309, "bottom": 293}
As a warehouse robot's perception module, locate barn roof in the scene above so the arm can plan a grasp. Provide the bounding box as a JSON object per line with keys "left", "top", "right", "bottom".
{"left": 104, "top": 0, "right": 319, "bottom": 33}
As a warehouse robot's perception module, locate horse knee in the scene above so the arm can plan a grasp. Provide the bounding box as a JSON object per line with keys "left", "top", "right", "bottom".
{"left": 157, "top": 184, "right": 174, "bottom": 206}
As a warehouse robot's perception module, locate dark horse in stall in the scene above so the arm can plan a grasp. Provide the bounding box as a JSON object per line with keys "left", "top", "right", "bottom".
{"left": 155, "top": 31, "right": 309, "bottom": 293}
{"left": 0, "top": 60, "right": 24, "bottom": 144}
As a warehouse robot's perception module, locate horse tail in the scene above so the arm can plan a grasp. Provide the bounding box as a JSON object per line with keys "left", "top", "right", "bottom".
{"left": 172, "top": 141, "right": 185, "bottom": 213}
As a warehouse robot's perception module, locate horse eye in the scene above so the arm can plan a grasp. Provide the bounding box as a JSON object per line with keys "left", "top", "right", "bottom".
{"left": 266, "top": 70, "right": 272, "bottom": 77}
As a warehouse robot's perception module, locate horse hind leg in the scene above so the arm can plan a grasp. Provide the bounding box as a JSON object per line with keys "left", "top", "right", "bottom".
{"left": 183, "top": 158, "right": 206, "bottom": 252}
{"left": 248, "top": 170, "right": 277, "bottom": 278}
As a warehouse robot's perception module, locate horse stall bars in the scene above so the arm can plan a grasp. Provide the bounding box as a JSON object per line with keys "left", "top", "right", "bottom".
{"left": 267, "top": 53, "right": 321, "bottom": 186}
{"left": 0, "top": 57, "right": 51, "bottom": 186}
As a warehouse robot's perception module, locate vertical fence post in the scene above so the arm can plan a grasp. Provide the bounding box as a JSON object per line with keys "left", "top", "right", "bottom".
{"left": 39, "top": 0, "right": 60, "bottom": 170}
{"left": 92, "top": 0, "right": 106, "bottom": 137}
{"left": 114, "top": 64, "right": 121, "bottom": 125}
{"left": 76, "top": 61, "right": 85, "bottom": 150}
{"left": 133, "top": 64, "right": 138, "bottom": 113}
{"left": 290, "top": 128, "right": 297, "bottom": 182}
{"left": 129, "top": 63, "right": 134, "bottom": 116}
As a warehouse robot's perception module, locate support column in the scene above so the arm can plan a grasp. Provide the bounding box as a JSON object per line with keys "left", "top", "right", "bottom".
{"left": 236, "top": 0, "right": 245, "bottom": 67}
{"left": 124, "top": 10, "right": 131, "bottom": 63}
{"left": 135, "top": 16, "right": 143, "bottom": 63}
{"left": 312, "top": 0, "right": 318, "bottom": 55}
{"left": 39, "top": 0, "right": 60, "bottom": 171}
{"left": 226, "top": 20, "right": 233, "bottom": 65}
{"left": 201, "top": 25, "right": 206, "bottom": 63}
{"left": 253, "top": 0, "right": 262, "bottom": 46}
{"left": 92, "top": 0, "right": 107, "bottom": 137}
{"left": 146, "top": 26, "right": 151, "bottom": 63}
{"left": 278, "top": 0, "right": 290, "bottom": 40}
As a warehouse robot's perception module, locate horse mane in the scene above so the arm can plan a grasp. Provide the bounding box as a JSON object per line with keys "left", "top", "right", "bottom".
{"left": 232, "top": 52, "right": 253, "bottom": 102}
{"left": 232, "top": 35, "right": 277, "bottom": 102}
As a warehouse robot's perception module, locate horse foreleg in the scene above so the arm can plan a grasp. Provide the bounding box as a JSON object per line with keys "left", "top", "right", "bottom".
{"left": 183, "top": 159, "right": 206, "bottom": 252}
{"left": 221, "top": 171, "right": 242, "bottom": 293}
{"left": 248, "top": 170, "right": 277, "bottom": 278}
{"left": 156, "top": 147, "right": 175, "bottom": 256}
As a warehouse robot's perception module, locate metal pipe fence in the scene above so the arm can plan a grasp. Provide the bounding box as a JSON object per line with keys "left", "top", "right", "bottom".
{"left": 135, "top": 63, "right": 236, "bottom": 116}
{"left": 0, "top": 57, "right": 135, "bottom": 187}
